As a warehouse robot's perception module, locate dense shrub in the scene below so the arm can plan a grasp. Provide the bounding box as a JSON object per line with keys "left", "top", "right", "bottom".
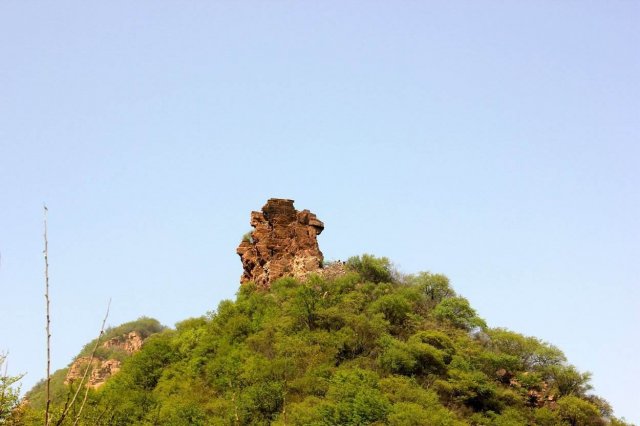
{"left": 20, "top": 255, "right": 630, "bottom": 426}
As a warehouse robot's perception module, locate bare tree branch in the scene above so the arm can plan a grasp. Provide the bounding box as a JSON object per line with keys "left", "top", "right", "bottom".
{"left": 54, "top": 299, "right": 111, "bottom": 426}
{"left": 43, "top": 204, "right": 51, "bottom": 426}
{"left": 72, "top": 299, "right": 111, "bottom": 426}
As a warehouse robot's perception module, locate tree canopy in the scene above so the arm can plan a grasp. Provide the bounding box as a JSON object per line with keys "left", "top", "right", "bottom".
{"left": 0, "top": 353, "right": 23, "bottom": 425}
{"left": 15, "top": 255, "right": 632, "bottom": 425}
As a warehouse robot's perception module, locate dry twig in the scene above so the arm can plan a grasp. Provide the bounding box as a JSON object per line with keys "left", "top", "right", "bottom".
{"left": 72, "top": 299, "right": 111, "bottom": 426}
{"left": 54, "top": 300, "right": 111, "bottom": 426}
{"left": 43, "top": 204, "right": 51, "bottom": 426}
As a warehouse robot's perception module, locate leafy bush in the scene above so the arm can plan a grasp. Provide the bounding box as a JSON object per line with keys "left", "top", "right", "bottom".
{"left": 77, "top": 317, "right": 166, "bottom": 360}
{"left": 0, "top": 353, "right": 23, "bottom": 423}
{"left": 433, "top": 297, "right": 487, "bottom": 330}
{"left": 241, "top": 230, "right": 254, "bottom": 243}
{"left": 346, "top": 254, "right": 394, "bottom": 283}
{"left": 20, "top": 255, "right": 631, "bottom": 426}
{"left": 557, "top": 395, "right": 602, "bottom": 426}
{"left": 406, "top": 271, "right": 456, "bottom": 304}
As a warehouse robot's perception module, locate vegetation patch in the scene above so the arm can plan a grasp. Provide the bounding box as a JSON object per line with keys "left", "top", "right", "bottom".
{"left": 13, "top": 255, "right": 632, "bottom": 425}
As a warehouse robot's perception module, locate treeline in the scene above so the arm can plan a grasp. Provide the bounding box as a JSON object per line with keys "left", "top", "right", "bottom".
{"left": 13, "top": 255, "right": 632, "bottom": 425}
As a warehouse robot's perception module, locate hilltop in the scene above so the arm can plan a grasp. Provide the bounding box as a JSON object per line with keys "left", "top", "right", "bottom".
{"left": 11, "top": 200, "right": 633, "bottom": 425}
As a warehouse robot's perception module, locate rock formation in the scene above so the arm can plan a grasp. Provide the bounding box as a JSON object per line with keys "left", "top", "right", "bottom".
{"left": 103, "top": 331, "right": 143, "bottom": 354}
{"left": 237, "top": 198, "right": 324, "bottom": 288}
{"left": 65, "top": 357, "right": 101, "bottom": 385}
{"left": 65, "top": 331, "right": 145, "bottom": 389}
{"left": 88, "top": 360, "right": 122, "bottom": 389}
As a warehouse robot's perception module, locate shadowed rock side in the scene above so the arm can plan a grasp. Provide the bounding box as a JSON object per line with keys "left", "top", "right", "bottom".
{"left": 237, "top": 198, "right": 324, "bottom": 288}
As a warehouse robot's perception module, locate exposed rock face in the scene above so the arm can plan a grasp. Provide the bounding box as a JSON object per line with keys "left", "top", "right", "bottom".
{"left": 103, "top": 331, "right": 143, "bottom": 354}
{"left": 65, "top": 356, "right": 100, "bottom": 385}
{"left": 497, "top": 369, "right": 557, "bottom": 409}
{"left": 237, "top": 198, "right": 324, "bottom": 288}
{"left": 64, "top": 330, "right": 145, "bottom": 389}
{"left": 88, "top": 359, "right": 122, "bottom": 389}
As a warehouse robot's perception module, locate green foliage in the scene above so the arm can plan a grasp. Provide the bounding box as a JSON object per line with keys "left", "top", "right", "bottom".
{"left": 548, "top": 365, "right": 593, "bottom": 397}
{"left": 241, "top": 230, "right": 254, "bottom": 243}
{"left": 387, "top": 401, "right": 464, "bottom": 426}
{"left": 22, "top": 368, "right": 69, "bottom": 411}
{"left": 490, "top": 407, "right": 529, "bottom": 426}
{"left": 378, "top": 335, "right": 447, "bottom": 377}
{"left": 446, "top": 369, "right": 500, "bottom": 412}
{"left": 346, "top": 254, "right": 394, "bottom": 283}
{"left": 433, "top": 296, "right": 487, "bottom": 330}
{"left": 77, "top": 317, "right": 166, "bottom": 361}
{"left": 406, "top": 271, "right": 455, "bottom": 304}
{"left": 556, "top": 395, "right": 602, "bottom": 426}
{"left": 321, "top": 368, "right": 390, "bottom": 425}
{"left": 370, "top": 294, "right": 411, "bottom": 327}
{"left": 487, "top": 328, "right": 566, "bottom": 371}
{"left": 20, "top": 254, "right": 624, "bottom": 426}
{"left": 0, "top": 353, "right": 23, "bottom": 424}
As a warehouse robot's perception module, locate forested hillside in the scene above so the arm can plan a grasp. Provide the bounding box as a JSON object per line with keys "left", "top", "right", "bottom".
{"left": 14, "top": 256, "right": 632, "bottom": 425}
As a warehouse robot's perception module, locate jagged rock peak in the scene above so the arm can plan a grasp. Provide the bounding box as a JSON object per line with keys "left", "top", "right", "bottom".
{"left": 237, "top": 198, "right": 324, "bottom": 288}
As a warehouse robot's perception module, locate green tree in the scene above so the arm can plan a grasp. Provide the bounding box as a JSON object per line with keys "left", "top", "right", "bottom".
{"left": 18, "top": 255, "right": 617, "bottom": 426}
{"left": 321, "top": 368, "right": 390, "bottom": 425}
{"left": 433, "top": 297, "right": 487, "bottom": 330}
{"left": 407, "top": 272, "right": 455, "bottom": 303}
{"left": 549, "top": 365, "right": 593, "bottom": 397}
{"left": 0, "top": 353, "right": 23, "bottom": 424}
{"left": 556, "top": 395, "right": 602, "bottom": 426}
{"left": 370, "top": 294, "right": 411, "bottom": 328}
{"left": 487, "top": 328, "right": 565, "bottom": 371}
{"left": 346, "top": 254, "right": 394, "bottom": 283}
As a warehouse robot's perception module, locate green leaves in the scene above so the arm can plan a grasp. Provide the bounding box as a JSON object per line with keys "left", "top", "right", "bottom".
{"left": 378, "top": 335, "right": 447, "bottom": 377}
{"left": 346, "top": 254, "right": 394, "bottom": 284}
{"left": 433, "top": 297, "right": 487, "bottom": 330}
{"left": 557, "top": 395, "right": 602, "bottom": 426}
{"left": 21, "top": 253, "right": 630, "bottom": 425}
{"left": 321, "top": 368, "right": 390, "bottom": 425}
{"left": 407, "top": 272, "right": 455, "bottom": 304}
{"left": 548, "top": 365, "right": 593, "bottom": 397}
{"left": 0, "top": 353, "right": 23, "bottom": 424}
{"left": 487, "top": 328, "right": 566, "bottom": 371}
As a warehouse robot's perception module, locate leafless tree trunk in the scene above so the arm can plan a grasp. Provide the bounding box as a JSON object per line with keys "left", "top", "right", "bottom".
{"left": 43, "top": 205, "right": 51, "bottom": 426}
{"left": 71, "top": 299, "right": 111, "bottom": 426}
{"left": 52, "top": 299, "right": 111, "bottom": 426}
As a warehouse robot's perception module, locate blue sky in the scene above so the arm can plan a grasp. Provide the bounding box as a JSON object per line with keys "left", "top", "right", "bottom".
{"left": 1, "top": 1, "right": 638, "bottom": 423}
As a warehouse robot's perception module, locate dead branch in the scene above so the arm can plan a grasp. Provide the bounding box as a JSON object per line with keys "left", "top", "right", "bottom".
{"left": 44, "top": 204, "right": 51, "bottom": 426}
{"left": 54, "top": 299, "right": 111, "bottom": 426}
{"left": 72, "top": 299, "right": 111, "bottom": 426}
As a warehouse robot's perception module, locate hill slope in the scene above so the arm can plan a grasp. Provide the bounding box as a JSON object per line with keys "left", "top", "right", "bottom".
{"left": 16, "top": 255, "right": 632, "bottom": 425}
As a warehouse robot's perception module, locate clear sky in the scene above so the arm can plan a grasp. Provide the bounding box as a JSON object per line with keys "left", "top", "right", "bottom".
{"left": 1, "top": 1, "right": 638, "bottom": 423}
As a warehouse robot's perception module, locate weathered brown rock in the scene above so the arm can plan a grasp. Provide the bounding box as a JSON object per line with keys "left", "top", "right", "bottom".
{"left": 102, "top": 331, "right": 143, "bottom": 354}
{"left": 88, "top": 359, "right": 122, "bottom": 389}
{"left": 505, "top": 371, "right": 557, "bottom": 408}
{"left": 64, "top": 330, "right": 145, "bottom": 388}
{"left": 237, "top": 198, "right": 324, "bottom": 288}
{"left": 64, "top": 356, "right": 101, "bottom": 385}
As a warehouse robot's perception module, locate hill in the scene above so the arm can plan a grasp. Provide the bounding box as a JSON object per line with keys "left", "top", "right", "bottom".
{"left": 11, "top": 199, "right": 633, "bottom": 425}
{"left": 13, "top": 255, "right": 632, "bottom": 425}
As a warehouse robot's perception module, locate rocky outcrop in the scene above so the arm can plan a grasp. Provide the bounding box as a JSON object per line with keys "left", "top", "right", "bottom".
{"left": 102, "top": 331, "right": 143, "bottom": 354}
{"left": 88, "top": 359, "right": 122, "bottom": 389}
{"left": 318, "top": 260, "right": 347, "bottom": 281}
{"left": 237, "top": 198, "right": 324, "bottom": 288}
{"left": 65, "top": 356, "right": 101, "bottom": 385}
{"left": 496, "top": 369, "right": 557, "bottom": 408}
{"left": 64, "top": 331, "right": 145, "bottom": 389}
